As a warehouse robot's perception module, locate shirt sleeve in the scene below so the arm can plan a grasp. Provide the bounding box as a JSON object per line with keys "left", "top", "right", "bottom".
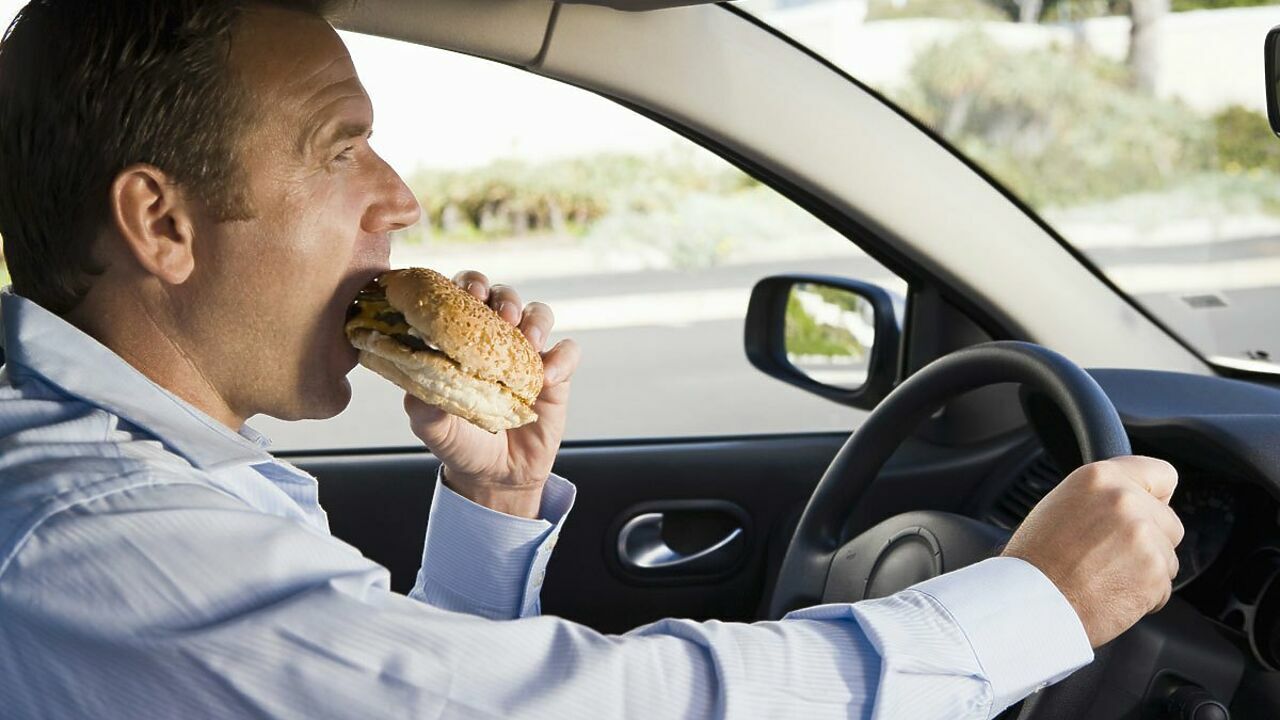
{"left": 0, "top": 480, "right": 1093, "bottom": 720}
{"left": 409, "top": 467, "right": 575, "bottom": 619}
{"left": 789, "top": 556, "right": 1094, "bottom": 718}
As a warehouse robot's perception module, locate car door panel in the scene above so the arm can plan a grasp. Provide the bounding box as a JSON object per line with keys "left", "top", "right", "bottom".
{"left": 294, "top": 429, "right": 1031, "bottom": 633}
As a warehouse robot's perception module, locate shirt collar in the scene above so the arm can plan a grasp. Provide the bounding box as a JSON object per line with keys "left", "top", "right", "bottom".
{"left": 0, "top": 289, "right": 274, "bottom": 471}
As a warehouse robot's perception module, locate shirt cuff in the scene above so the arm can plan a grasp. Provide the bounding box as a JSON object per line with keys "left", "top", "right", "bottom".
{"left": 411, "top": 467, "right": 576, "bottom": 620}
{"left": 908, "top": 556, "right": 1094, "bottom": 714}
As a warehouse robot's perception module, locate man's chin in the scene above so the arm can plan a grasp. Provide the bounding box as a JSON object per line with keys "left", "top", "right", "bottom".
{"left": 271, "top": 375, "right": 353, "bottom": 422}
{"left": 312, "top": 375, "right": 354, "bottom": 420}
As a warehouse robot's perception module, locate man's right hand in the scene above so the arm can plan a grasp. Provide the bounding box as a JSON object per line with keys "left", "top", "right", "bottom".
{"left": 1001, "top": 456, "right": 1185, "bottom": 648}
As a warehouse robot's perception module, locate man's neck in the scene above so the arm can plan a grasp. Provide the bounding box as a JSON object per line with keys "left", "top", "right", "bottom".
{"left": 66, "top": 286, "right": 246, "bottom": 432}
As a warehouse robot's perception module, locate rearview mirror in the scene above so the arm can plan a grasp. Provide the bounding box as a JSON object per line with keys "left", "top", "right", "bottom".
{"left": 744, "top": 275, "right": 901, "bottom": 409}
{"left": 1267, "top": 25, "right": 1280, "bottom": 137}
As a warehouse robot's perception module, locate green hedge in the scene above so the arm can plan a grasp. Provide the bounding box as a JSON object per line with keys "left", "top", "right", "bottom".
{"left": 784, "top": 288, "right": 866, "bottom": 358}
{"left": 866, "top": 0, "right": 1006, "bottom": 21}
{"left": 1171, "top": 0, "right": 1277, "bottom": 10}
{"left": 407, "top": 151, "right": 758, "bottom": 243}
{"left": 897, "top": 29, "right": 1216, "bottom": 208}
{"left": 867, "top": 0, "right": 1274, "bottom": 22}
{"left": 1213, "top": 105, "right": 1280, "bottom": 172}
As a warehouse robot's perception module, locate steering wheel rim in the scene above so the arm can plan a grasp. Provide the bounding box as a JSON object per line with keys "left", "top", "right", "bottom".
{"left": 767, "top": 340, "right": 1130, "bottom": 619}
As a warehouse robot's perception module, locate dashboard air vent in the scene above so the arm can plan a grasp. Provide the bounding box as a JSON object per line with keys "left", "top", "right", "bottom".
{"left": 985, "top": 452, "right": 1064, "bottom": 530}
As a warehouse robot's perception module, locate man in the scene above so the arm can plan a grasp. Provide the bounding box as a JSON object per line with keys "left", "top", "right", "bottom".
{"left": 0, "top": 1, "right": 1182, "bottom": 718}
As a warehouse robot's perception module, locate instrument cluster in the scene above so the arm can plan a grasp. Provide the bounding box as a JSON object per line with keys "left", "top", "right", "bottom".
{"left": 1173, "top": 470, "right": 1280, "bottom": 669}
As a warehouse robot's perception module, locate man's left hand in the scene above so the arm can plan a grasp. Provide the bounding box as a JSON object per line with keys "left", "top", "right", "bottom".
{"left": 403, "top": 270, "right": 581, "bottom": 519}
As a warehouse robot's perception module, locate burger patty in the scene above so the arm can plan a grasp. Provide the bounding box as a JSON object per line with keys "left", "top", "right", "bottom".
{"left": 393, "top": 331, "right": 429, "bottom": 352}
{"left": 348, "top": 297, "right": 445, "bottom": 355}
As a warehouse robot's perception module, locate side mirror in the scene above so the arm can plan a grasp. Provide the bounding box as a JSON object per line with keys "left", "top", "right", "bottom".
{"left": 744, "top": 275, "right": 902, "bottom": 409}
{"left": 1267, "top": 24, "right": 1280, "bottom": 137}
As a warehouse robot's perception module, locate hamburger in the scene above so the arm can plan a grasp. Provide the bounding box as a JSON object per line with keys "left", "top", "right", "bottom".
{"left": 345, "top": 268, "right": 543, "bottom": 433}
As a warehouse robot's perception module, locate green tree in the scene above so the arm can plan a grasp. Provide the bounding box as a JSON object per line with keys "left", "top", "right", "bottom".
{"left": 1171, "top": 0, "right": 1277, "bottom": 9}
{"left": 1213, "top": 105, "right": 1280, "bottom": 171}
{"left": 784, "top": 289, "right": 867, "bottom": 358}
{"left": 898, "top": 29, "right": 1213, "bottom": 207}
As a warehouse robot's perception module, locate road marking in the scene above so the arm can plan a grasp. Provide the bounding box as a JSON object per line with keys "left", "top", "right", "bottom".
{"left": 549, "top": 288, "right": 752, "bottom": 331}
{"left": 546, "top": 279, "right": 902, "bottom": 332}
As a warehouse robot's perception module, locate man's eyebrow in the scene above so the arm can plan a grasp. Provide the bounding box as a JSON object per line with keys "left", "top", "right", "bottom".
{"left": 299, "top": 119, "right": 372, "bottom": 155}
{"left": 322, "top": 121, "right": 372, "bottom": 145}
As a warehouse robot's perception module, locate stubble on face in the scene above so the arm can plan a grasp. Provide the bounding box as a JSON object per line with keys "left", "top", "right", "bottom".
{"left": 176, "top": 5, "right": 397, "bottom": 424}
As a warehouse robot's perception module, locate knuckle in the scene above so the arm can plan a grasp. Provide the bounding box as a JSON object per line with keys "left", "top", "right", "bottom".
{"left": 1106, "top": 486, "right": 1136, "bottom": 514}
{"left": 1143, "top": 540, "right": 1166, "bottom": 567}
{"left": 1167, "top": 511, "right": 1186, "bottom": 545}
{"left": 1147, "top": 551, "right": 1174, "bottom": 584}
{"left": 1123, "top": 519, "right": 1150, "bottom": 545}
{"left": 525, "top": 301, "right": 554, "bottom": 321}
{"left": 453, "top": 270, "right": 488, "bottom": 286}
{"left": 1075, "top": 463, "right": 1110, "bottom": 492}
{"left": 1157, "top": 579, "right": 1173, "bottom": 604}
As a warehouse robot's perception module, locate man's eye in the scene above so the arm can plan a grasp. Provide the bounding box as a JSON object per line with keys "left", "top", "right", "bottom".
{"left": 333, "top": 146, "right": 356, "bottom": 163}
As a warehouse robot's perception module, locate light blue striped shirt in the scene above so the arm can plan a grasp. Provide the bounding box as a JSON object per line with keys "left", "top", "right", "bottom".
{"left": 0, "top": 290, "right": 1093, "bottom": 718}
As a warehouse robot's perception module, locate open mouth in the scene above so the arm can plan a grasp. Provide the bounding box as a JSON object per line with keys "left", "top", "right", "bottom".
{"left": 345, "top": 278, "right": 385, "bottom": 322}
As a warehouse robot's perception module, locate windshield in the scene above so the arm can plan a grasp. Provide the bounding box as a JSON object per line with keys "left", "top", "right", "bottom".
{"left": 743, "top": 0, "right": 1280, "bottom": 372}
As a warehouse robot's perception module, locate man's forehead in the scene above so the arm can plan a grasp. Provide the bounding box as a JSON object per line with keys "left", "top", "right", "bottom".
{"left": 230, "top": 4, "right": 361, "bottom": 107}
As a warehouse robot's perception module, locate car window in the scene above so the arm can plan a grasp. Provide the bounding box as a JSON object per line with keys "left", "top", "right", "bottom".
{"left": 233, "top": 32, "right": 903, "bottom": 450}
{"left": 741, "top": 0, "right": 1280, "bottom": 373}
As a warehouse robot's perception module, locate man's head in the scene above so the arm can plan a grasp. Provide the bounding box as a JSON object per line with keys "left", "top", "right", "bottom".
{"left": 0, "top": 0, "right": 420, "bottom": 424}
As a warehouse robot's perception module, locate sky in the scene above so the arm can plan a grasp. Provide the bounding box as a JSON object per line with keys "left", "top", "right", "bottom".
{"left": 0, "top": 1, "right": 673, "bottom": 176}
{"left": 336, "top": 30, "right": 671, "bottom": 175}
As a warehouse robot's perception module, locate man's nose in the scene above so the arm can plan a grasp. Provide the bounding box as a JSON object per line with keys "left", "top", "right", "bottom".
{"left": 362, "top": 158, "right": 422, "bottom": 234}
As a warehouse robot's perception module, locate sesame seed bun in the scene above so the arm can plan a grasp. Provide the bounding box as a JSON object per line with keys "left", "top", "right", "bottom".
{"left": 382, "top": 268, "right": 543, "bottom": 404}
{"left": 349, "top": 328, "right": 537, "bottom": 433}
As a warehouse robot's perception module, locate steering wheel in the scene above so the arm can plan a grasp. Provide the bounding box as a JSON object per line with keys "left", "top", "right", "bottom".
{"left": 766, "top": 341, "right": 1131, "bottom": 717}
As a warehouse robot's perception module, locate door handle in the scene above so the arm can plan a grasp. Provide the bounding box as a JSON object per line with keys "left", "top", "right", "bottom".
{"left": 617, "top": 512, "right": 744, "bottom": 571}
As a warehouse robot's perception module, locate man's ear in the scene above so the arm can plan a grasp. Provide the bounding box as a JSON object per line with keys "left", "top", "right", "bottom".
{"left": 108, "top": 164, "right": 197, "bottom": 285}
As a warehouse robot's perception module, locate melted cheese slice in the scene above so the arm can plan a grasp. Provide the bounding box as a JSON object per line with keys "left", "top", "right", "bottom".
{"left": 345, "top": 298, "right": 411, "bottom": 336}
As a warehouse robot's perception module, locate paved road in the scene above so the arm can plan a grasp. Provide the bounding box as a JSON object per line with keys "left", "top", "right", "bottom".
{"left": 254, "top": 244, "right": 1280, "bottom": 452}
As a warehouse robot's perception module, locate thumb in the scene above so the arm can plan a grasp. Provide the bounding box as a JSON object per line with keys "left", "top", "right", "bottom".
{"left": 1110, "top": 455, "right": 1179, "bottom": 505}
{"left": 403, "top": 393, "right": 454, "bottom": 449}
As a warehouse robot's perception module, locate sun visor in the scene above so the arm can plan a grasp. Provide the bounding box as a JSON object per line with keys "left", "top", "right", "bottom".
{"left": 334, "top": 0, "right": 556, "bottom": 66}
{"left": 558, "top": 0, "right": 720, "bottom": 8}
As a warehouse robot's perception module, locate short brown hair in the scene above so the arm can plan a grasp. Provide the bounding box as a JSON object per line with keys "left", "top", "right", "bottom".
{"left": 0, "top": 0, "right": 347, "bottom": 314}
